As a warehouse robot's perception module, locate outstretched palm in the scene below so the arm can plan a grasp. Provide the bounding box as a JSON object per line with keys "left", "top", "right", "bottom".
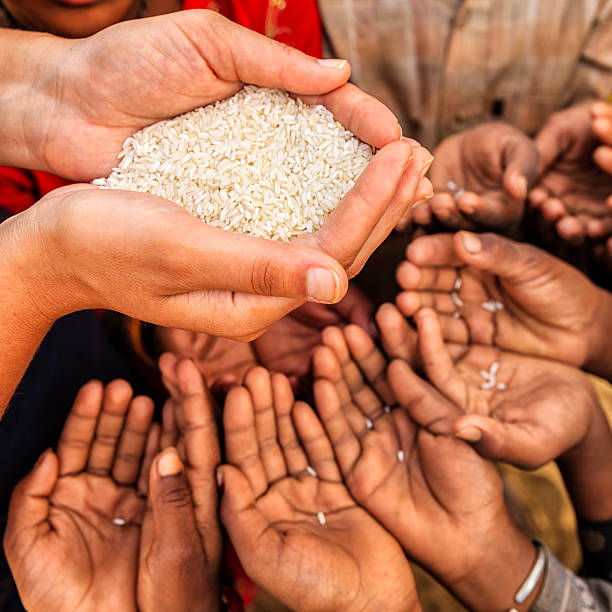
{"left": 5, "top": 380, "right": 154, "bottom": 612}
{"left": 219, "top": 368, "right": 418, "bottom": 612}
{"left": 395, "top": 233, "right": 605, "bottom": 366}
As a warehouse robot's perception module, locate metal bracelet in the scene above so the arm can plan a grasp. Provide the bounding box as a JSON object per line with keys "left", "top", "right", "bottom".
{"left": 514, "top": 541, "right": 547, "bottom": 605}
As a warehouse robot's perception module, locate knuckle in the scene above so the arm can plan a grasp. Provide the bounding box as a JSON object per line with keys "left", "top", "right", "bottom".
{"left": 161, "top": 481, "right": 192, "bottom": 508}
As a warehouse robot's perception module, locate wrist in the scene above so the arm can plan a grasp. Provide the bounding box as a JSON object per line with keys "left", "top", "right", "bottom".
{"left": 2, "top": 205, "right": 86, "bottom": 322}
{"left": 0, "top": 29, "right": 70, "bottom": 170}
{"left": 449, "top": 518, "right": 541, "bottom": 612}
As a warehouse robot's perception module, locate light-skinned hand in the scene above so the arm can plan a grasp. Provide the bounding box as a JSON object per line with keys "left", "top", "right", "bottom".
{"left": 410, "top": 122, "right": 539, "bottom": 232}
{"left": 217, "top": 367, "right": 420, "bottom": 612}
{"left": 3, "top": 10, "right": 358, "bottom": 177}
{"left": 395, "top": 231, "right": 612, "bottom": 379}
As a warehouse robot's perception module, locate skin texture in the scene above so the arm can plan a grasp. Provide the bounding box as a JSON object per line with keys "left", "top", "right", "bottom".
{"left": 4, "top": 362, "right": 224, "bottom": 612}
{"left": 217, "top": 367, "right": 420, "bottom": 612}
{"left": 409, "top": 122, "right": 539, "bottom": 233}
{"left": 529, "top": 101, "right": 612, "bottom": 244}
{"left": 314, "top": 306, "right": 612, "bottom": 525}
{"left": 4, "top": 380, "right": 151, "bottom": 612}
{"left": 311, "top": 347, "right": 537, "bottom": 612}
{"left": 139, "top": 358, "right": 223, "bottom": 612}
{"left": 0, "top": 11, "right": 432, "bottom": 414}
{"left": 395, "top": 231, "right": 612, "bottom": 380}
{"left": 0, "top": 123, "right": 429, "bottom": 416}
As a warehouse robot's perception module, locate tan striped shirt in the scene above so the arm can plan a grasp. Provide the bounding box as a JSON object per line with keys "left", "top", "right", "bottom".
{"left": 318, "top": 0, "right": 612, "bottom": 148}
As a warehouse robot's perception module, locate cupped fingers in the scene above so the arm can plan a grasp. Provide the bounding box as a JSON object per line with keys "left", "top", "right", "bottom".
{"left": 594, "top": 144, "right": 612, "bottom": 175}
{"left": 57, "top": 380, "right": 104, "bottom": 476}
{"left": 87, "top": 379, "right": 134, "bottom": 476}
{"left": 313, "top": 379, "right": 361, "bottom": 476}
{"left": 344, "top": 324, "right": 396, "bottom": 407}
{"left": 396, "top": 290, "right": 456, "bottom": 316}
{"left": 428, "top": 192, "right": 466, "bottom": 228}
{"left": 347, "top": 145, "right": 433, "bottom": 276}
{"left": 245, "top": 367, "right": 287, "bottom": 483}
{"left": 271, "top": 373, "right": 308, "bottom": 475}
{"left": 112, "top": 395, "right": 155, "bottom": 485}
{"left": 300, "top": 82, "right": 401, "bottom": 149}
{"left": 292, "top": 401, "right": 342, "bottom": 482}
{"left": 415, "top": 309, "right": 467, "bottom": 407}
{"left": 396, "top": 260, "right": 458, "bottom": 292}
{"left": 375, "top": 302, "right": 419, "bottom": 366}
{"left": 223, "top": 386, "right": 269, "bottom": 497}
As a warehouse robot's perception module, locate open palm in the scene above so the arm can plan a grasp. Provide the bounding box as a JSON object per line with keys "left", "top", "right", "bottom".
{"left": 312, "top": 362, "right": 532, "bottom": 612}
{"left": 395, "top": 232, "right": 607, "bottom": 370}
{"left": 218, "top": 368, "right": 418, "bottom": 612}
{"left": 411, "top": 309, "right": 597, "bottom": 469}
{"left": 4, "top": 380, "right": 154, "bottom": 612}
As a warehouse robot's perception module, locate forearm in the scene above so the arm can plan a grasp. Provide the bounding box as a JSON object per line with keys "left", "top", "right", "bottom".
{"left": 450, "top": 523, "right": 542, "bottom": 612}
{"left": 0, "top": 28, "right": 68, "bottom": 170}
{"left": 531, "top": 544, "right": 612, "bottom": 612}
{"left": 0, "top": 212, "right": 67, "bottom": 416}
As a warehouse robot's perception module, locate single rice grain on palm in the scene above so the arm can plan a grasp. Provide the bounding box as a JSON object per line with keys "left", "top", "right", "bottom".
{"left": 93, "top": 86, "right": 374, "bottom": 241}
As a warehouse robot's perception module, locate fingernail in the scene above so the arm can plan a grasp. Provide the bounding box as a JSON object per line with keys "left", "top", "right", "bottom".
{"left": 456, "top": 427, "right": 483, "bottom": 442}
{"left": 317, "top": 58, "right": 347, "bottom": 69}
{"left": 461, "top": 232, "right": 482, "bottom": 254}
{"left": 514, "top": 175, "right": 528, "bottom": 199}
{"left": 157, "top": 448, "right": 183, "bottom": 477}
{"left": 416, "top": 190, "right": 434, "bottom": 205}
{"left": 216, "top": 467, "right": 224, "bottom": 488}
{"left": 307, "top": 267, "right": 341, "bottom": 304}
{"left": 421, "top": 155, "right": 434, "bottom": 177}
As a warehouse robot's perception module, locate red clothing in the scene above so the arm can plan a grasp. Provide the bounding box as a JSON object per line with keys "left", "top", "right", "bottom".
{"left": 0, "top": 0, "right": 322, "bottom": 215}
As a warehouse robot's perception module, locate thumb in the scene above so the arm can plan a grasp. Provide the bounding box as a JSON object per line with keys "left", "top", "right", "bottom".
{"left": 453, "top": 231, "right": 545, "bottom": 281}
{"left": 218, "top": 465, "right": 279, "bottom": 572}
{"left": 453, "top": 414, "right": 539, "bottom": 469}
{"left": 178, "top": 10, "right": 351, "bottom": 95}
{"left": 147, "top": 448, "right": 200, "bottom": 550}
{"left": 501, "top": 138, "right": 540, "bottom": 200}
{"left": 5, "top": 450, "right": 58, "bottom": 550}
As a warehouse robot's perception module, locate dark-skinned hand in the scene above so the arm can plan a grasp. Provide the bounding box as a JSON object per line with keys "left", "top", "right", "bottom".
{"left": 217, "top": 367, "right": 420, "bottom": 612}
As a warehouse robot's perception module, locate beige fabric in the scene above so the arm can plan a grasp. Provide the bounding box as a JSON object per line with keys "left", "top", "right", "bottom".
{"left": 319, "top": 0, "right": 612, "bottom": 149}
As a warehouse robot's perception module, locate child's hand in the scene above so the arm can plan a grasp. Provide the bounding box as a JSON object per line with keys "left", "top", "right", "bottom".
{"left": 413, "top": 122, "right": 538, "bottom": 232}
{"left": 4, "top": 380, "right": 153, "bottom": 612}
{"left": 140, "top": 357, "right": 223, "bottom": 612}
{"left": 396, "top": 231, "right": 612, "bottom": 379}
{"left": 413, "top": 308, "right": 599, "bottom": 469}
{"left": 218, "top": 367, "right": 419, "bottom": 612}
{"left": 313, "top": 358, "right": 538, "bottom": 612}
{"left": 530, "top": 101, "right": 612, "bottom": 244}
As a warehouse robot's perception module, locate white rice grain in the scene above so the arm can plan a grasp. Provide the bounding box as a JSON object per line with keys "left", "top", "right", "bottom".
{"left": 94, "top": 86, "right": 374, "bottom": 241}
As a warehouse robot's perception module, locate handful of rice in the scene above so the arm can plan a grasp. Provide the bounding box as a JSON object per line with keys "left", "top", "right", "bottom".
{"left": 94, "top": 86, "right": 374, "bottom": 241}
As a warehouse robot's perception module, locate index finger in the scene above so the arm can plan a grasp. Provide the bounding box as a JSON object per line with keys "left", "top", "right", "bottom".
{"left": 300, "top": 83, "right": 401, "bottom": 149}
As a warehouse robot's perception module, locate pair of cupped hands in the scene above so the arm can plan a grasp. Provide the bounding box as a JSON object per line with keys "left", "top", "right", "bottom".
{"left": 3, "top": 9, "right": 432, "bottom": 336}
{"left": 6, "top": 230, "right": 612, "bottom": 612}
{"left": 407, "top": 101, "right": 612, "bottom": 254}
{"left": 0, "top": 9, "right": 432, "bottom": 412}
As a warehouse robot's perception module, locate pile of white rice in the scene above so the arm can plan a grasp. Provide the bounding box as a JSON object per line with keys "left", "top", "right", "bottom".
{"left": 93, "top": 86, "right": 374, "bottom": 241}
